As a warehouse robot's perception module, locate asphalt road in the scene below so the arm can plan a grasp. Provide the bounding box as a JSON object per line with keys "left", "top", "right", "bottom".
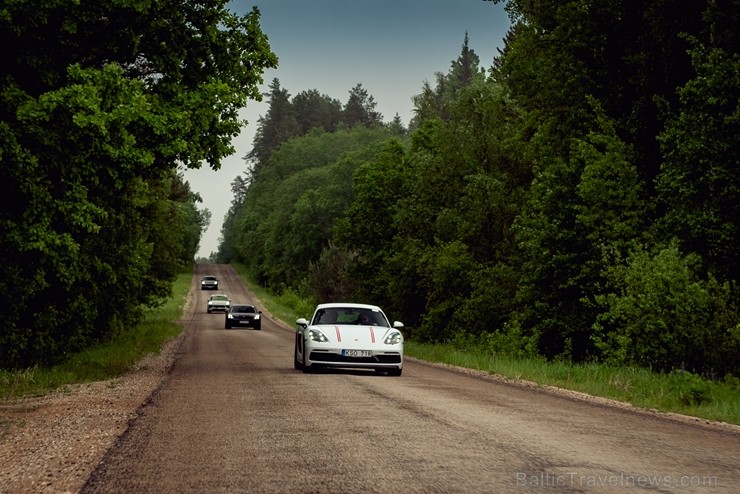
{"left": 81, "top": 264, "right": 740, "bottom": 493}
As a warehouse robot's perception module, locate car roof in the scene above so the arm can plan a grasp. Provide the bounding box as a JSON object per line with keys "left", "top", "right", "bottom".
{"left": 315, "top": 302, "right": 382, "bottom": 311}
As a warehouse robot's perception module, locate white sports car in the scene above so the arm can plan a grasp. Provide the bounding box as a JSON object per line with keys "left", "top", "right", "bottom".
{"left": 294, "top": 303, "right": 404, "bottom": 376}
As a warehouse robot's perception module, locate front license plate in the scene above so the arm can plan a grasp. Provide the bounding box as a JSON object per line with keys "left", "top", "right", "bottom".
{"left": 343, "top": 349, "right": 372, "bottom": 358}
{"left": 238, "top": 320, "right": 250, "bottom": 325}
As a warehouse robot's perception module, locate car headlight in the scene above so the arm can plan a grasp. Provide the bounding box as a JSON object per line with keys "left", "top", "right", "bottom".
{"left": 254, "top": 314, "right": 260, "bottom": 320}
{"left": 307, "top": 329, "right": 328, "bottom": 342}
{"left": 384, "top": 331, "right": 403, "bottom": 345}
{"left": 227, "top": 313, "right": 234, "bottom": 319}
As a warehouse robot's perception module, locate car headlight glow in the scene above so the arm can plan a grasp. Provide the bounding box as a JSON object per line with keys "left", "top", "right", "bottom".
{"left": 227, "top": 313, "right": 234, "bottom": 319}
{"left": 384, "top": 331, "right": 403, "bottom": 345}
{"left": 307, "top": 329, "right": 329, "bottom": 342}
{"left": 254, "top": 314, "right": 260, "bottom": 320}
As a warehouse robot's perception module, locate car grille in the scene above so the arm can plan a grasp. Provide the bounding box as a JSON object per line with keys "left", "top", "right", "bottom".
{"left": 309, "top": 352, "right": 402, "bottom": 364}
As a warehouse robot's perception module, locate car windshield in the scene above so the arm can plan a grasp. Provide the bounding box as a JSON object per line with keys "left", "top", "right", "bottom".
{"left": 312, "top": 307, "right": 389, "bottom": 327}
{"left": 212, "top": 295, "right": 228, "bottom": 301}
{"left": 233, "top": 306, "right": 255, "bottom": 313}
{"left": 203, "top": 276, "right": 216, "bottom": 281}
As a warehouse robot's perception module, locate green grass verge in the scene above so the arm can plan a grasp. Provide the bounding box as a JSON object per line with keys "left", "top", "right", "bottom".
{"left": 0, "top": 271, "right": 192, "bottom": 400}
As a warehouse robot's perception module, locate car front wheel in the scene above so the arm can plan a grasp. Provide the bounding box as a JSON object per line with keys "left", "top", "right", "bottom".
{"left": 293, "top": 339, "right": 304, "bottom": 370}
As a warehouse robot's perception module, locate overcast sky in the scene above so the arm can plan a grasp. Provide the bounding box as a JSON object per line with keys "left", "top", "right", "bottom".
{"left": 185, "top": 0, "right": 511, "bottom": 258}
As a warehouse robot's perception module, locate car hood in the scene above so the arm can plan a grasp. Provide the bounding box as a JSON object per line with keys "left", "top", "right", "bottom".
{"left": 309, "top": 324, "right": 401, "bottom": 347}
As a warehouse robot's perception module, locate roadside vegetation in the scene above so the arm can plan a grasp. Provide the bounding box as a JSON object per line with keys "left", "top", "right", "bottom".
{"left": 0, "top": 271, "right": 192, "bottom": 400}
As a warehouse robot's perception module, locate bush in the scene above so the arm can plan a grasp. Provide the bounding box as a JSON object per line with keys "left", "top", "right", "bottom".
{"left": 594, "top": 243, "right": 739, "bottom": 376}
{"left": 666, "top": 368, "right": 712, "bottom": 406}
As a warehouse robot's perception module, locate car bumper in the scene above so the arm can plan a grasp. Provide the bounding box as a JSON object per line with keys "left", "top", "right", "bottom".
{"left": 208, "top": 305, "right": 230, "bottom": 312}
{"left": 229, "top": 319, "right": 258, "bottom": 326}
{"left": 306, "top": 348, "right": 402, "bottom": 369}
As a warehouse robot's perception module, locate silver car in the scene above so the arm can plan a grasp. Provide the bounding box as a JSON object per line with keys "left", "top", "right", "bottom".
{"left": 207, "top": 293, "right": 231, "bottom": 313}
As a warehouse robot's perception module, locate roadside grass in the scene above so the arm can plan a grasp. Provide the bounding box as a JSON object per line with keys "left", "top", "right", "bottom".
{"left": 229, "top": 265, "right": 740, "bottom": 426}
{"left": 0, "top": 271, "right": 192, "bottom": 400}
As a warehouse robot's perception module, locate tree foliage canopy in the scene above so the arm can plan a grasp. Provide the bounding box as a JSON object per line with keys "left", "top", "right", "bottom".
{"left": 0, "top": 0, "right": 276, "bottom": 369}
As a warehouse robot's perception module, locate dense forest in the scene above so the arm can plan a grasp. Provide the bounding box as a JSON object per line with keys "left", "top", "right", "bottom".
{"left": 218, "top": 0, "right": 739, "bottom": 377}
{"left": 0, "top": 1, "right": 276, "bottom": 369}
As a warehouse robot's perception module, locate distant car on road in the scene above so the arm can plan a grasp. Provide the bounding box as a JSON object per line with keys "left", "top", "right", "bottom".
{"left": 207, "top": 293, "right": 231, "bottom": 313}
{"left": 225, "top": 304, "right": 262, "bottom": 330}
{"left": 201, "top": 275, "right": 219, "bottom": 290}
{"left": 294, "top": 302, "right": 404, "bottom": 376}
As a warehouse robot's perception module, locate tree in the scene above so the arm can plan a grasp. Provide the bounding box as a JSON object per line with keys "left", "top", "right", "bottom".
{"left": 342, "top": 83, "right": 383, "bottom": 128}
{"left": 593, "top": 243, "right": 739, "bottom": 376}
{"left": 656, "top": 41, "right": 740, "bottom": 282}
{"left": 292, "top": 89, "right": 343, "bottom": 134}
{"left": 411, "top": 33, "right": 486, "bottom": 127}
{"left": 450, "top": 32, "right": 485, "bottom": 89}
{"left": 486, "top": 0, "right": 738, "bottom": 362}
{"left": 228, "top": 126, "right": 397, "bottom": 290}
{"left": 0, "top": 1, "right": 276, "bottom": 369}
{"left": 387, "top": 114, "right": 407, "bottom": 136}
{"left": 248, "top": 78, "right": 299, "bottom": 176}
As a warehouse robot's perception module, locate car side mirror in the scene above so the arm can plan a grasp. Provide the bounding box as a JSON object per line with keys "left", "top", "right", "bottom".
{"left": 296, "top": 317, "right": 308, "bottom": 329}
{"left": 393, "top": 321, "right": 404, "bottom": 329}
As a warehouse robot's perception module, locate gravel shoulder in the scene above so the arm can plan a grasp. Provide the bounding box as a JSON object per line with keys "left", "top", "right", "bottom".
{"left": 0, "top": 291, "right": 194, "bottom": 494}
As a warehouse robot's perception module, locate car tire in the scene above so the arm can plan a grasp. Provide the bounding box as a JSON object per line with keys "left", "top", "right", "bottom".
{"left": 225, "top": 322, "right": 231, "bottom": 329}
{"left": 293, "top": 340, "right": 304, "bottom": 370}
{"left": 254, "top": 324, "right": 261, "bottom": 331}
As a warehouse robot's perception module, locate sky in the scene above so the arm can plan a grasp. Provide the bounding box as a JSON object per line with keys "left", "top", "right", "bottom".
{"left": 185, "top": 0, "right": 512, "bottom": 258}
